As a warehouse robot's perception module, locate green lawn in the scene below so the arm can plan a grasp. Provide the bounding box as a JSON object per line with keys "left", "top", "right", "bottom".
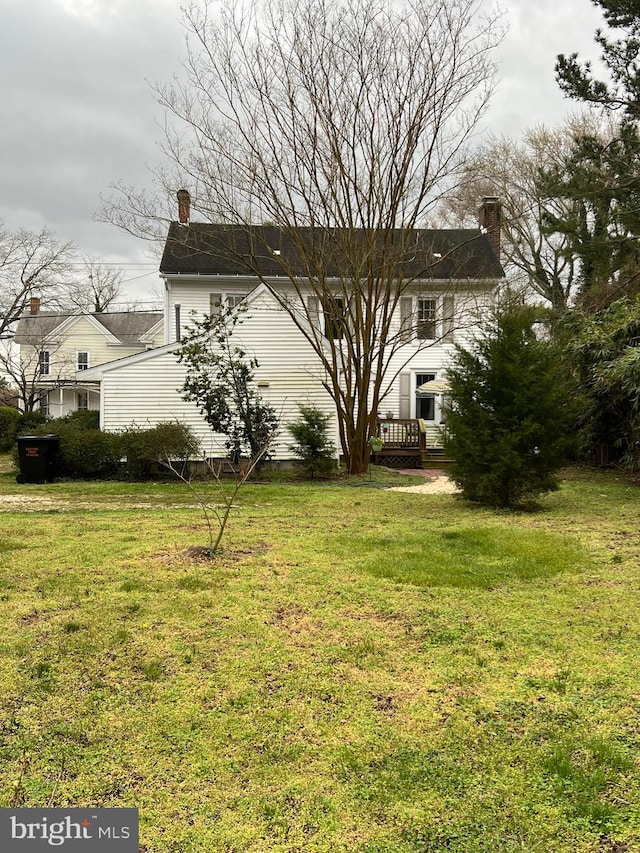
{"left": 0, "top": 462, "right": 639, "bottom": 851}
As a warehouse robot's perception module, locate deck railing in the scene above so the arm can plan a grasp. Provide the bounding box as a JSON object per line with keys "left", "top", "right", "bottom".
{"left": 376, "top": 418, "right": 426, "bottom": 452}
{"left": 375, "top": 419, "right": 447, "bottom": 450}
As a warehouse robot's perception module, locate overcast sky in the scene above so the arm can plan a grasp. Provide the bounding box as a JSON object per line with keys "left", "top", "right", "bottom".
{"left": 1, "top": 0, "right": 605, "bottom": 303}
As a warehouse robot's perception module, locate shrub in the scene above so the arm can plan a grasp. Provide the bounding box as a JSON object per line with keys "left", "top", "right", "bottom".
{"left": 15, "top": 410, "right": 48, "bottom": 436}
{"left": 59, "top": 409, "right": 100, "bottom": 430}
{"left": 0, "top": 406, "right": 21, "bottom": 451}
{"left": 118, "top": 421, "right": 201, "bottom": 479}
{"left": 36, "top": 419, "right": 121, "bottom": 478}
{"left": 287, "top": 404, "right": 337, "bottom": 478}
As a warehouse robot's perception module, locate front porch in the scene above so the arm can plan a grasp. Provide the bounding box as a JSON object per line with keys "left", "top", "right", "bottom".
{"left": 371, "top": 418, "right": 451, "bottom": 469}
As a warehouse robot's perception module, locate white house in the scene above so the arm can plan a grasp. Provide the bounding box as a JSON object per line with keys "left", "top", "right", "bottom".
{"left": 81, "top": 196, "right": 505, "bottom": 466}
{"left": 13, "top": 306, "right": 163, "bottom": 417}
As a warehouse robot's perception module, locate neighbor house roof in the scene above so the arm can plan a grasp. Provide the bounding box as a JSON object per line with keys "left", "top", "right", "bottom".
{"left": 14, "top": 310, "right": 163, "bottom": 345}
{"left": 160, "top": 223, "right": 504, "bottom": 280}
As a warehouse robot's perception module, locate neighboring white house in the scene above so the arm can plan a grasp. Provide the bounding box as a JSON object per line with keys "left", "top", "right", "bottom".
{"left": 79, "top": 196, "right": 505, "bottom": 465}
{"left": 13, "top": 306, "right": 163, "bottom": 417}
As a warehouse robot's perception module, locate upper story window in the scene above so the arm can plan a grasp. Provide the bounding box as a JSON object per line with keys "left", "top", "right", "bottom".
{"left": 416, "top": 299, "right": 437, "bottom": 340}
{"left": 399, "top": 295, "right": 456, "bottom": 344}
{"left": 39, "top": 350, "right": 50, "bottom": 376}
{"left": 77, "top": 351, "right": 89, "bottom": 371}
{"left": 322, "top": 297, "right": 346, "bottom": 340}
{"left": 227, "top": 295, "right": 245, "bottom": 309}
{"left": 209, "top": 292, "right": 247, "bottom": 315}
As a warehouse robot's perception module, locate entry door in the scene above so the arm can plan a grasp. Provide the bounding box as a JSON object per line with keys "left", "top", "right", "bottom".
{"left": 415, "top": 373, "right": 436, "bottom": 420}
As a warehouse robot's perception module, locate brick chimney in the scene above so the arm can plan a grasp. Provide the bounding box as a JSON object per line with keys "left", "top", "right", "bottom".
{"left": 177, "top": 189, "right": 191, "bottom": 224}
{"left": 30, "top": 296, "right": 41, "bottom": 315}
{"left": 479, "top": 196, "right": 501, "bottom": 260}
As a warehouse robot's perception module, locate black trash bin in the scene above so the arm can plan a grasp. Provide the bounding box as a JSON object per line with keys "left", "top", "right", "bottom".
{"left": 15, "top": 434, "right": 60, "bottom": 484}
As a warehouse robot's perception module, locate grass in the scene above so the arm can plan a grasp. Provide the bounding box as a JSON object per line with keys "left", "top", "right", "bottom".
{"left": 0, "top": 459, "right": 639, "bottom": 850}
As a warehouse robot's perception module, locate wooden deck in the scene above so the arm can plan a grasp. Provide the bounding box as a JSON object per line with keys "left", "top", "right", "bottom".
{"left": 372, "top": 418, "right": 452, "bottom": 469}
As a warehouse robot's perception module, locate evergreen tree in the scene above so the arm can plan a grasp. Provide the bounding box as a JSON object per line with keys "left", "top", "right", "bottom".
{"left": 539, "top": 123, "right": 640, "bottom": 309}
{"left": 444, "top": 297, "right": 578, "bottom": 507}
{"left": 564, "top": 296, "right": 640, "bottom": 470}
{"left": 287, "top": 405, "right": 337, "bottom": 479}
{"left": 556, "top": 0, "right": 640, "bottom": 118}
{"left": 541, "top": 2, "right": 640, "bottom": 309}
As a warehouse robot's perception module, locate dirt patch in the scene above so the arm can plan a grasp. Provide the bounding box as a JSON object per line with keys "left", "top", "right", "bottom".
{"left": 0, "top": 494, "right": 204, "bottom": 513}
{"left": 387, "top": 475, "right": 459, "bottom": 495}
{"left": 0, "top": 495, "right": 72, "bottom": 512}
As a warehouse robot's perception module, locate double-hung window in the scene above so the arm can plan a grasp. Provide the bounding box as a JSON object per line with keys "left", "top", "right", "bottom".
{"left": 322, "top": 297, "right": 346, "bottom": 340}
{"left": 77, "top": 392, "right": 88, "bottom": 411}
{"left": 209, "top": 292, "right": 246, "bottom": 316}
{"left": 77, "top": 351, "right": 89, "bottom": 371}
{"left": 39, "top": 350, "right": 50, "bottom": 376}
{"left": 416, "top": 299, "right": 437, "bottom": 340}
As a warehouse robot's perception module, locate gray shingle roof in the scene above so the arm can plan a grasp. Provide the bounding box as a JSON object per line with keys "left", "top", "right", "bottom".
{"left": 94, "top": 312, "right": 162, "bottom": 344}
{"left": 160, "top": 223, "right": 504, "bottom": 280}
{"left": 14, "top": 311, "right": 162, "bottom": 345}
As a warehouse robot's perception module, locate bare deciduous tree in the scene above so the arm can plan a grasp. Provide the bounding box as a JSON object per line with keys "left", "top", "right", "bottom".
{"left": 102, "top": 0, "right": 503, "bottom": 473}
{"left": 442, "top": 115, "right": 623, "bottom": 311}
{"left": 64, "top": 257, "right": 124, "bottom": 313}
{"left": 0, "top": 222, "right": 75, "bottom": 340}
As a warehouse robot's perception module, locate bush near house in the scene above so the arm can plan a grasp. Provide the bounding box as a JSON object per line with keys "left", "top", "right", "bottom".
{"left": 117, "top": 422, "right": 201, "bottom": 479}
{"left": 1, "top": 407, "right": 52, "bottom": 452}
{"left": 287, "top": 404, "right": 337, "bottom": 479}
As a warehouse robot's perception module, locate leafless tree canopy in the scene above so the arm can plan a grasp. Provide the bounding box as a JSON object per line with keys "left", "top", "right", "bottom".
{"left": 442, "top": 114, "right": 618, "bottom": 310}
{"left": 63, "top": 257, "right": 124, "bottom": 314}
{"left": 104, "top": 0, "right": 502, "bottom": 235}
{"left": 178, "top": 0, "right": 499, "bottom": 227}
{"left": 0, "top": 222, "right": 75, "bottom": 340}
{"left": 102, "top": 0, "right": 503, "bottom": 473}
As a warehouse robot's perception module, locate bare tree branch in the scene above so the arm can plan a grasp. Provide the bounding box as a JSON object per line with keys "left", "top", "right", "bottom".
{"left": 0, "top": 222, "right": 75, "bottom": 340}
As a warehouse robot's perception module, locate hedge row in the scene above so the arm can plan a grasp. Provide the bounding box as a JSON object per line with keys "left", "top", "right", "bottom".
{"left": 10, "top": 414, "right": 201, "bottom": 480}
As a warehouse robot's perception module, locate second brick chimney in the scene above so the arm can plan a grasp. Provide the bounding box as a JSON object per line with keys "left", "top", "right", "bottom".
{"left": 478, "top": 196, "right": 501, "bottom": 260}
{"left": 177, "top": 189, "right": 191, "bottom": 224}
{"left": 30, "top": 296, "right": 41, "bottom": 315}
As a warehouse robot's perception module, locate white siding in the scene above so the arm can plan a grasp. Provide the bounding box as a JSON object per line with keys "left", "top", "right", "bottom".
{"left": 376, "top": 285, "right": 492, "bottom": 419}
{"left": 166, "top": 278, "right": 259, "bottom": 343}
{"left": 100, "top": 276, "right": 497, "bottom": 455}
{"left": 50, "top": 317, "right": 149, "bottom": 373}
{"left": 100, "top": 290, "right": 338, "bottom": 459}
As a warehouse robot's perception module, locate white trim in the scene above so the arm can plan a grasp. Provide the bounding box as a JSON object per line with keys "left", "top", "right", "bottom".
{"left": 140, "top": 318, "right": 164, "bottom": 344}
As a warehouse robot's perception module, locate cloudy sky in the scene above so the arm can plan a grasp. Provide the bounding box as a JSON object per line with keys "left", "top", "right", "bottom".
{"left": 1, "top": 0, "right": 605, "bottom": 303}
